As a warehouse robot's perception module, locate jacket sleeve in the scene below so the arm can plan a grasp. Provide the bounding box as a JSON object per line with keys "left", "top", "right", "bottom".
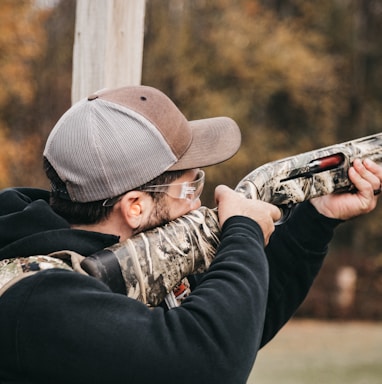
{"left": 0, "top": 216, "right": 269, "bottom": 384}
{"left": 260, "top": 201, "right": 342, "bottom": 347}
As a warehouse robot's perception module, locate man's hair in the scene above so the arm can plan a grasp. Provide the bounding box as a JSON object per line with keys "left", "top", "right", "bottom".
{"left": 43, "top": 157, "right": 186, "bottom": 225}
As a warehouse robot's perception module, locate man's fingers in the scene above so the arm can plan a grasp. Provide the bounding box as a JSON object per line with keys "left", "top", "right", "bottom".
{"left": 352, "top": 159, "right": 382, "bottom": 191}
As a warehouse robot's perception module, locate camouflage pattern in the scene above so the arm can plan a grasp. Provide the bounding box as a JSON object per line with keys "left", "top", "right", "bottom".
{"left": 235, "top": 133, "right": 382, "bottom": 219}
{"left": 80, "top": 132, "right": 382, "bottom": 306}
{"left": 102, "top": 207, "right": 220, "bottom": 306}
{"left": 0, "top": 255, "right": 73, "bottom": 295}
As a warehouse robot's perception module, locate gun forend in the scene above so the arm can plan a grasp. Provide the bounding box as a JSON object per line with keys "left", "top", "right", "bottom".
{"left": 235, "top": 132, "right": 382, "bottom": 210}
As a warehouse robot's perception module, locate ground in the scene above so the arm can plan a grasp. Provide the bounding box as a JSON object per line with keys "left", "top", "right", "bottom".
{"left": 249, "top": 319, "right": 382, "bottom": 384}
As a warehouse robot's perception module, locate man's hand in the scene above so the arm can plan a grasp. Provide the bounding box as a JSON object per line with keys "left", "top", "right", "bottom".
{"left": 311, "top": 159, "right": 382, "bottom": 220}
{"left": 215, "top": 185, "right": 281, "bottom": 245}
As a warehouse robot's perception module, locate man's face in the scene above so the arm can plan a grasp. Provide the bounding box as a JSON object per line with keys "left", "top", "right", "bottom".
{"left": 133, "top": 169, "right": 203, "bottom": 235}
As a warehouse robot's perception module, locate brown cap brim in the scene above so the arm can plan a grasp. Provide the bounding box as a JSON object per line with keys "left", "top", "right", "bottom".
{"left": 168, "top": 116, "right": 241, "bottom": 171}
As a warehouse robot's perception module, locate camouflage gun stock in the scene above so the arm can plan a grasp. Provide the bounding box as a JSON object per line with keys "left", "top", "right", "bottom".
{"left": 81, "top": 132, "right": 382, "bottom": 306}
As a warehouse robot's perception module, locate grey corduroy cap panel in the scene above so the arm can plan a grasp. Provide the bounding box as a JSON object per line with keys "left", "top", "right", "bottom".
{"left": 44, "top": 98, "right": 177, "bottom": 202}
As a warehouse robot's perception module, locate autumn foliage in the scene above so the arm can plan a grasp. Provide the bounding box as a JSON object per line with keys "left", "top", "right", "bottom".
{"left": 0, "top": 0, "right": 382, "bottom": 319}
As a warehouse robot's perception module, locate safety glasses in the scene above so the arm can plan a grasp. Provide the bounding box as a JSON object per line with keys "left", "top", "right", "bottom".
{"left": 140, "top": 170, "right": 205, "bottom": 203}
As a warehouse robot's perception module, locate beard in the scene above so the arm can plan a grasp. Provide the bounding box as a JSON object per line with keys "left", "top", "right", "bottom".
{"left": 132, "top": 196, "right": 171, "bottom": 236}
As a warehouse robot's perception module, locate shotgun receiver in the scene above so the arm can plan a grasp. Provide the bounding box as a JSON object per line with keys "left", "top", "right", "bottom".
{"left": 81, "top": 132, "right": 382, "bottom": 306}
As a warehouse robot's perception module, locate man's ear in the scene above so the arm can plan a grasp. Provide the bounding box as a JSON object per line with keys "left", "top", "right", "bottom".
{"left": 118, "top": 191, "right": 147, "bottom": 229}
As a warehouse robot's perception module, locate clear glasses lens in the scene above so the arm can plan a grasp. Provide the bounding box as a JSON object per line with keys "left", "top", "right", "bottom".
{"left": 142, "top": 170, "right": 205, "bottom": 202}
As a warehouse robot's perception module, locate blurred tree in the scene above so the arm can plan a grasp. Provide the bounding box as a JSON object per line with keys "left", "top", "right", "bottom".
{"left": 32, "top": 0, "right": 75, "bottom": 140}
{"left": 0, "top": 0, "right": 48, "bottom": 186}
{"left": 0, "top": 0, "right": 45, "bottom": 110}
{"left": 143, "top": 0, "right": 345, "bottom": 203}
{"left": 0, "top": 0, "right": 75, "bottom": 188}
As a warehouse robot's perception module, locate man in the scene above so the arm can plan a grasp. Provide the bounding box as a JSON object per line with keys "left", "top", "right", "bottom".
{"left": 0, "top": 85, "right": 381, "bottom": 384}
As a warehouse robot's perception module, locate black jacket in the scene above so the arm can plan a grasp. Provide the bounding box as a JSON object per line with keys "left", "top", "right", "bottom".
{"left": 0, "top": 188, "right": 340, "bottom": 384}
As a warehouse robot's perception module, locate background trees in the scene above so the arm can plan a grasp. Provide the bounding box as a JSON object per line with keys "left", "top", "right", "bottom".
{"left": 0, "top": 0, "right": 74, "bottom": 187}
{"left": 1, "top": 0, "right": 382, "bottom": 319}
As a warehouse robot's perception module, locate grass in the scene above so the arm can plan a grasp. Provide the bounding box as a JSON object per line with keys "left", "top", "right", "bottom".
{"left": 248, "top": 319, "right": 382, "bottom": 384}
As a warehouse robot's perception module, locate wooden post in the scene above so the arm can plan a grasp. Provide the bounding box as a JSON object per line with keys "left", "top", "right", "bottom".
{"left": 72, "top": 0, "right": 146, "bottom": 104}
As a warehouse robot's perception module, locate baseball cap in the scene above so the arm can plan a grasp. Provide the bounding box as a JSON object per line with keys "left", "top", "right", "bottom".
{"left": 43, "top": 85, "right": 241, "bottom": 202}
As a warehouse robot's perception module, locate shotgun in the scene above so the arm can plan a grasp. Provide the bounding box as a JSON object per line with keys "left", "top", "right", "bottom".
{"left": 81, "top": 132, "right": 382, "bottom": 306}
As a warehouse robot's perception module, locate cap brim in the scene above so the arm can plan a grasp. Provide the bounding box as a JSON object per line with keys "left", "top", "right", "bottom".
{"left": 168, "top": 117, "right": 241, "bottom": 171}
